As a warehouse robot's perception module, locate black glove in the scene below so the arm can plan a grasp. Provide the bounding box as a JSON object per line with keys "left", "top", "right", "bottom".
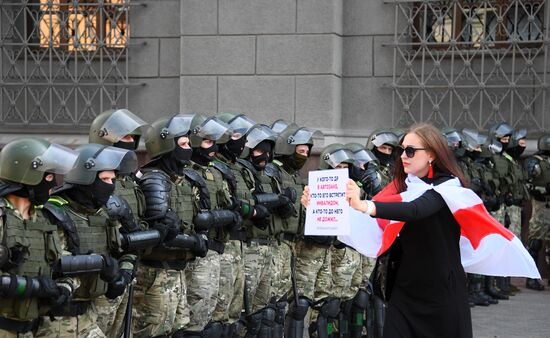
{"left": 49, "top": 281, "right": 73, "bottom": 310}
{"left": 35, "top": 276, "right": 61, "bottom": 299}
{"left": 504, "top": 194, "right": 514, "bottom": 207}
{"left": 275, "top": 194, "right": 295, "bottom": 219}
{"left": 154, "top": 210, "right": 180, "bottom": 242}
{"left": 360, "top": 163, "right": 382, "bottom": 196}
{"left": 100, "top": 256, "right": 120, "bottom": 284}
{"left": 191, "top": 233, "right": 209, "bottom": 258}
{"left": 504, "top": 212, "right": 511, "bottom": 229}
{"left": 252, "top": 205, "right": 270, "bottom": 230}
{"left": 228, "top": 211, "right": 243, "bottom": 230}
{"left": 105, "top": 269, "right": 133, "bottom": 299}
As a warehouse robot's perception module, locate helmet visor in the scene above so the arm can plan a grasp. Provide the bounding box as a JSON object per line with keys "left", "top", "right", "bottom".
{"left": 324, "top": 149, "right": 355, "bottom": 169}
{"left": 99, "top": 109, "right": 149, "bottom": 143}
{"left": 372, "top": 132, "right": 398, "bottom": 147}
{"left": 494, "top": 123, "right": 514, "bottom": 138}
{"left": 228, "top": 115, "right": 256, "bottom": 137}
{"left": 271, "top": 120, "right": 290, "bottom": 134}
{"left": 194, "top": 117, "right": 232, "bottom": 143}
{"left": 34, "top": 143, "right": 79, "bottom": 175}
{"left": 289, "top": 128, "right": 323, "bottom": 147}
{"left": 83, "top": 146, "right": 138, "bottom": 175}
{"left": 513, "top": 128, "right": 527, "bottom": 141}
{"left": 245, "top": 125, "right": 276, "bottom": 149}
{"left": 353, "top": 149, "right": 377, "bottom": 166}
{"left": 165, "top": 114, "right": 194, "bottom": 139}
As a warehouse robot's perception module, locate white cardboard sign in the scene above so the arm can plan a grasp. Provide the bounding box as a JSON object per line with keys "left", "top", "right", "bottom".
{"left": 304, "top": 168, "right": 350, "bottom": 236}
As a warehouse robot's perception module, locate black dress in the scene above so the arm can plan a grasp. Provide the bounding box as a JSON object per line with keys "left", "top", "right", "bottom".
{"left": 372, "top": 174, "right": 473, "bottom": 338}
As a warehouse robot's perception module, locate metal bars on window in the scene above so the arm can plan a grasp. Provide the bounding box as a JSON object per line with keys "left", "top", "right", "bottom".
{"left": 387, "top": 0, "right": 549, "bottom": 133}
{"left": 0, "top": 0, "right": 136, "bottom": 133}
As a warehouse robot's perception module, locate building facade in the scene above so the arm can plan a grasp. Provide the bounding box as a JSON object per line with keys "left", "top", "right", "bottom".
{"left": 1, "top": 0, "right": 549, "bottom": 147}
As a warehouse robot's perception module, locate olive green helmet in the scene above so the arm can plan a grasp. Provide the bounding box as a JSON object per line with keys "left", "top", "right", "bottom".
{"left": 461, "top": 129, "right": 487, "bottom": 152}
{"left": 144, "top": 114, "right": 195, "bottom": 159}
{"left": 189, "top": 114, "right": 232, "bottom": 147}
{"left": 538, "top": 134, "right": 550, "bottom": 151}
{"left": 441, "top": 127, "right": 462, "bottom": 149}
{"left": 274, "top": 123, "right": 323, "bottom": 157}
{"left": 345, "top": 143, "right": 378, "bottom": 167}
{"left": 366, "top": 129, "right": 399, "bottom": 151}
{"left": 89, "top": 108, "right": 150, "bottom": 146}
{"left": 64, "top": 144, "right": 138, "bottom": 185}
{"left": 319, "top": 143, "right": 355, "bottom": 170}
{"left": 216, "top": 113, "right": 256, "bottom": 139}
{"left": 0, "top": 137, "right": 78, "bottom": 185}
{"left": 271, "top": 119, "right": 292, "bottom": 135}
{"left": 489, "top": 122, "right": 514, "bottom": 139}
{"left": 241, "top": 124, "right": 277, "bottom": 159}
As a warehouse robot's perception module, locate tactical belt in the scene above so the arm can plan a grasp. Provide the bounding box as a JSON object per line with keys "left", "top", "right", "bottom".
{"left": 207, "top": 239, "right": 225, "bottom": 254}
{"left": 141, "top": 260, "right": 187, "bottom": 271}
{"left": 229, "top": 229, "right": 247, "bottom": 242}
{"left": 48, "top": 301, "right": 90, "bottom": 317}
{"left": 0, "top": 317, "right": 40, "bottom": 333}
{"left": 303, "top": 235, "right": 335, "bottom": 247}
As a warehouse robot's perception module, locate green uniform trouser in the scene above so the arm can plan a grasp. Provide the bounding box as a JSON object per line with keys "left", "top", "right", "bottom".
{"left": 35, "top": 308, "right": 106, "bottom": 338}
{"left": 213, "top": 240, "right": 245, "bottom": 324}
{"left": 331, "top": 246, "right": 363, "bottom": 300}
{"left": 185, "top": 250, "right": 221, "bottom": 331}
{"left": 529, "top": 199, "right": 550, "bottom": 241}
{"left": 243, "top": 241, "right": 273, "bottom": 312}
{"left": 271, "top": 240, "right": 294, "bottom": 299}
{"left": 93, "top": 291, "right": 129, "bottom": 338}
{"left": 132, "top": 265, "right": 189, "bottom": 337}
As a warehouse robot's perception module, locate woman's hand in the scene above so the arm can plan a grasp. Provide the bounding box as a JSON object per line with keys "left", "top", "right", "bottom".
{"left": 346, "top": 179, "right": 375, "bottom": 215}
{"left": 301, "top": 186, "right": 310, "bottom": 208}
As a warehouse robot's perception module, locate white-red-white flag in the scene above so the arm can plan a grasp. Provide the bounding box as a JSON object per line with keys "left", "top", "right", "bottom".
{"left": 338, "top": 175, "right": 541, "bottom": 278}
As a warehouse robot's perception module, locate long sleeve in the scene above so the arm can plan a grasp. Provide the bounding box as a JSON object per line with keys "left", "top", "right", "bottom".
{"left": 373, "top": 189, "right": 446, "bottom": 222}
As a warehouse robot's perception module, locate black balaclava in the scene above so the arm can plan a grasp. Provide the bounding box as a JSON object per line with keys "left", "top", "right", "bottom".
{"left": 499, "top": 136, "right": 511, "bottom": 154}
{"left": 507, "top": 144, "right": 526, "bottom": 160}
{"left": 250, "top": 140, "right": 272, "bottom": 171}
{"left": 220, "top": 137, "right": 247, "bottom": 162}
{"left": 192, "top": 141, "right": 219, "bottom": 167}
{"left": 466, "top": 150, "right": 481, "bottom": 161}
{"left": 66, "top": 175, "right": 115, "bottom": 210}
{"left": 160, "top": 138, "right": 193, "bottom": 176}
{"left": 282, "top": 151, "right": 309, "bottom": 171}
{"left": 454, "top": 147, "right": 466, "bottom": 158}
{"left": 12, "top": 173, "right": 56, "bottom": 206}
{"left": 373, "top": 148, "right": 392, "bottom": 166}
{"left": 113, "top": 135, "right": 140, "bottom": 151}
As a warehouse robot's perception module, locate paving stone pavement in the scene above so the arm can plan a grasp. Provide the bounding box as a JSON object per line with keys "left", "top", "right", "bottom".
{"left": 472, "top": 278, "right": 550, "bottom": 338}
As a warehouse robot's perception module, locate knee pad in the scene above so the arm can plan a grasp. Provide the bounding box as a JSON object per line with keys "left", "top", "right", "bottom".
{"left": 203, "top": 321, "right": 224, "bottom": 338}
{"left": 352, "top": 289, "right": 369, "bottom": 310}
{"left": 287, "top": 296, "right": 311, "bottom": 320}
{"left": 319, "top": 297, "right": 341, "bottom": 319}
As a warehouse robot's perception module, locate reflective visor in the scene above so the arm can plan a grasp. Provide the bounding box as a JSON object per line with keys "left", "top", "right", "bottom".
{"left": 35, "top": 143, "right": 79, "bottom": 174}
{"left": 245, "top": 125, "right": 277, "bottom": 149}
{"left": 324, "top": 149, "right": 355, "bottom": 168}
{"left": 371, "top": 132, "right": 398, "bottom": 147}
{"left": 84, "top": 146, "right": 138, "bottom": 175}
{"left": 194, "top": 117, "right": 232, "bottom": 143}
{"left": 229, "top": 115, "right": 256, "bottom": 135}
{"left": 99, "top": 109, "right": 149, "bottom": 143}
{"left": 353, "top": 149, "right": 377, "bottom": 166}
{"left": 289, "top": 128, "right": 323, "bottom": 146}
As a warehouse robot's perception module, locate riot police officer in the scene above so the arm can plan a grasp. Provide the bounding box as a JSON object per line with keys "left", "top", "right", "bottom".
{"left": 524, "top": 134, "right": 550, "bottom": 291}
{"left": 366, "top": 129, "right": 399, "bottom": 179}
{"left": 0, "top": 138, "right": 78, "bottom": 337}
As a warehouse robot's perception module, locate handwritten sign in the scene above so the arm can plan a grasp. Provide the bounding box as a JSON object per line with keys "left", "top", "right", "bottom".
{"left": 304, "top": 168, "right": 350, "bottom": 236}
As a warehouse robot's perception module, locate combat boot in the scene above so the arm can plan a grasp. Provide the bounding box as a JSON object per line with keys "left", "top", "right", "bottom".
{"left": 468, "top": 280, "right": 489, "bottom": 306}
{"left": 484, "top": 276, "right": 508, "bottom": 300}
{"left": 496, "top": 277, "right": 515, "bottom": 296}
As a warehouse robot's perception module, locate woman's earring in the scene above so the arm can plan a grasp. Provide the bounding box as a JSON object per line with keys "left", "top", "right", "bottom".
{"left": 428, "top": 160, "right": 434, "bottom": 179}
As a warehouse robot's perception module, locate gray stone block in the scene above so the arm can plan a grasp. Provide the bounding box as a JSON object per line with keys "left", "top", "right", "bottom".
{"left": 181, "top": 0, "right": 217, "bottom": 35}
{"left": 257, "top": 35, "right": 342, "bottom": 75}
{"left": 181, "top": 36, "right": 255, "bottom": 75}
{"left": 160, "top": 38, "right": 180, "bottom": 77}
{"left": 344, "top": 0, "right": 396, "bottom": 36}
{"left": 342, "top": 77, "right": 393, "bottom": 133}
{"left": 128, "top": 78, "right": 180, "bottom": 121}
{"left": 295, "top": 75, "right": 341, "bottom": 129}
{"left": 180, "top": 76, "right": 217, "bottom": 113}
{"left": 218, "top": 76, "right": 294, "bottom": 122}
{"left": 219, "top": 0, "right": 296, "bottom": 34}
{"left": 297, "top": 0, "right": 343, "bottom": 34}
{"left": 373, "top": 35, "right": 402, "bottom": 77}
{"left": 131, "top": 0, "right": 180, "bottom": 38}
{"left": 129, "top": 38, "right": 159, "bottom": 78}
{"left": 343, "top": 36, "right": 372, "bottom": 77}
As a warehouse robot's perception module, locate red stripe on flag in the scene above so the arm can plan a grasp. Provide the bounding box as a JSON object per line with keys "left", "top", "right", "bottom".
{"left": 454, "top": 203, "right": 515, "bottom": 249}
{"left": 377, "top": 221, "right": 405, "bottom": 256}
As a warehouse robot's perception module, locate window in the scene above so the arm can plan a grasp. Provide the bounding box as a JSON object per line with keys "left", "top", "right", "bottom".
{"left": 35, "top": 0, "right": 128, "bottom": 51}
{"left": 413, "top": 0, "right": 544, "bottom": 49}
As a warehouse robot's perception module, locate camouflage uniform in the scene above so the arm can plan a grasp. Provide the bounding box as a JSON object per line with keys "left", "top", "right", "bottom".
{"left": 330, "top": 246, "right": 362, "bottom": 300}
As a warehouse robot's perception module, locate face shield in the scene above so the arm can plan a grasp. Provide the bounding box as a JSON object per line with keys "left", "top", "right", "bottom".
{"left": 462, "top": 129, "right": 487, "bottom": 151}
{"left": 160, "top": 114, "right": 194, "bottom": 140}
{"left": 67, "top": 146, "right": 138, "bottom": 185}
{"left": 32, "top": 143, "right": 79, "bottom": 175}
{"left": 97, "top": 109, "right": 150, "bottom": 143}
{"left": 193, "top": 117, "right": 232, "bottom": 144}
{"left": 245, "top": 125, "right": 277, "bottom": 150}
{"left": 371, "top": 132, "right": 399, "bottom": 148}
{"left": 271, "top": 119, "right": 291, "bottom": 134}
{"left": 493, "top": 123, "right": 514, "bottom": 139}
{"left": 353, "top": 149, "right": 378, "bottom": 167}
{"left": 323, "top": 149, "right": 356, "bottom": 169}
{"left": 227, "top": 115, "right": 256, "bottom": 139}
{"left": 288, "top": 128, "right": 323, "bottom": 147}
{"left": 444, "top": 131, "right": 462, "bottom": 149}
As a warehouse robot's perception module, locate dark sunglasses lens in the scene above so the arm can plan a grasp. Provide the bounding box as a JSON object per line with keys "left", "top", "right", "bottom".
{"left": 405, "top": 147, "right": 416, "bottom": 158}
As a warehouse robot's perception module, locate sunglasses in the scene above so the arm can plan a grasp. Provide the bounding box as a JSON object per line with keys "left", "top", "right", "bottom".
{"left": 396, "top": 145, "right": 427, "bottom": 158}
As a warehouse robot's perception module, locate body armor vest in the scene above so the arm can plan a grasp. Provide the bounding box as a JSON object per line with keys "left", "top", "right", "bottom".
{"left": 190, "top": 162, "right": 230, "bottom": 243}
{"left": 267, "top": 161, "right": 303, "bottom": 237}
{"left": 48, "top": 196, "right": 111, "bottom": 300}
{"left": 115, "top": 175, "right": 146, "bottom": 221}
{"left": 490, "top": 154, "right": 512, "bottom": 197}
{"left": 504, "top": 154, "right": 529, "bottom": 203}
{"left": 0, "top": 201, "right": 64, "bottom": 320}
{"left": 138, "top": 168, "right": 196, "bottom": 265}
{"left": 531, "top": 155, "right": 550, "bottom": 199}
{"left": 236, "top": 160, "right": 274, "bottom": 240}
